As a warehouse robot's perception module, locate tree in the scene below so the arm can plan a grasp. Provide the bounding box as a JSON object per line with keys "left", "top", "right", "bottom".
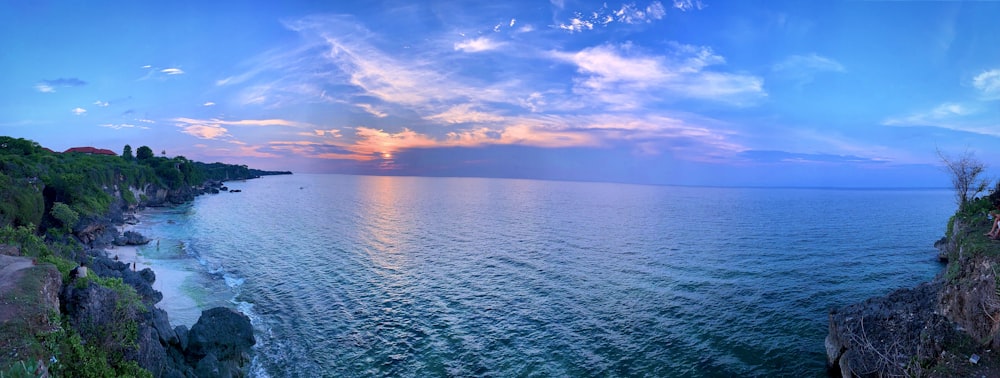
{"left": 136, "top": 146, "right": 153, "bottom": 161}
{"left": 939, "top": 148, "right": 990, "bottom": 212}
{"left": 122, "top": 145, "right": 134, "bottom": 161}
{"left": 50, "top": 202, "right": 79, "bottom": 231}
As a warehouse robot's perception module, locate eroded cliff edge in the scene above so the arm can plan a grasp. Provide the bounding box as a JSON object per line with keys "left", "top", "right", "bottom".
{"left": 827, "top": 216, "right": 1000, "bottom": 377}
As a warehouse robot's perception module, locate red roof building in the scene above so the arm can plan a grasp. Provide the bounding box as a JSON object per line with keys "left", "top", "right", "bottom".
{"left": 64, "top": 147, "right": 118, "bottom": 156}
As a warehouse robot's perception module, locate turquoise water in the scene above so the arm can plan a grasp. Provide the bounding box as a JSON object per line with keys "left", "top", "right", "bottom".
{"left": 131, "top": 174, "right": 953, "bottom": 377}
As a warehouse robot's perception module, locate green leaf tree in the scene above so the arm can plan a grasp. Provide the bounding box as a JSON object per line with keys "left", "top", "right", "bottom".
{"left": 136, "top": 146, "right": 153, "bottom": 161}
{"left": 122, "top": 144, "right": 134, "bottom": 161}
{"left": 50, "top": 202, "right": 79, "bottom": 231}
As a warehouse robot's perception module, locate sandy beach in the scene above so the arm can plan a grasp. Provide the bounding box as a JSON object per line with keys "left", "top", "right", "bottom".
{"left": 105, "top": 212, "right": 204, "bottom": 327}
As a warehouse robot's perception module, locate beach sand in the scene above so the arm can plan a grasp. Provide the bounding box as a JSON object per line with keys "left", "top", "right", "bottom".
{"left": 104, "top": 216, "right": 204, "bottom": 327}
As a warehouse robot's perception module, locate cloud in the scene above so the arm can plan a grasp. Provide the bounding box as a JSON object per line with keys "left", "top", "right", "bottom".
{"left": 283, "top": 110, "right": 742, "bottom": 166}
{"left": 161, "top": 68, "right": 185, "bottom": 75}
{"left": 880, "top": 102, "right": 1000, "bottom": 137}
{"left": 772, "top": 53, "right": 845, "bottom": 86}
{"left": 94, "top": 100, "right": 110, "bottom": 107}
{"left": 737, "top": 150, "right": 886, "bottom": 165}
{"left": 551, "top": 43, "right": 765, "bottom": 107}
{"left": 356, "top": 103, "right": 388, "bottom": 118}
{"left": 973, "top": 69, "right": 1000, "bottom": 99}
{"left": 71, "top": 107, "right": 87, "bottom": 115}
{"left": 883, "top": 102, "right": 974, "bottom": 127}
{"left": 558, "top": 1, "right": 669, "bottom": 33}
{"left": 172, "top": 117, "right": 313, "bottom": 128}
{"left": 203, "top": 101, "right": 216, "bottom": 106}
{"left": 36, "top": 77, "right": 87, "bottom": 93}
{"left": 425, "top": 104, "right": 505, "bottom": 124}
{"left": 673, "top": 0, "right": 705, "bottom": 11}
{"left": 454, "top": 37, "right": 503, "bottom": 53}
{"left": 180, "top": 124, "right": 230, "bottom": 140}
{"left": 99, "top": 123, "right": 148, "bottom": 130}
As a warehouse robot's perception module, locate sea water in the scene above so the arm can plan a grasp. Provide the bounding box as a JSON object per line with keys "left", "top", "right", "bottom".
{"left": 129, "top": 174, "right": 953, "bottom": 377}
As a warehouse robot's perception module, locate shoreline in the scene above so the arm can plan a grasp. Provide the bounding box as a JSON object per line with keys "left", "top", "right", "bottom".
{"left": 105, "top": 207, "right": 206, "bottom": 327}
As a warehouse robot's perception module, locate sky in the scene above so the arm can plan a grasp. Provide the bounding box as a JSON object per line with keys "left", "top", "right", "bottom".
{"left": 2, "top": 0, "right": 999, "bottom": 188}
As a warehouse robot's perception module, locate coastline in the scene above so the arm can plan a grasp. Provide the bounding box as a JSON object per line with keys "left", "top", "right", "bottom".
{"left": 109, "top": 209, "right": 206, "bottom": 327}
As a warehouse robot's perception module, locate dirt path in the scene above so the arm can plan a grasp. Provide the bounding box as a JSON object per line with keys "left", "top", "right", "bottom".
{"left": 0, "top": 255, "right": 38, "bottom": 323}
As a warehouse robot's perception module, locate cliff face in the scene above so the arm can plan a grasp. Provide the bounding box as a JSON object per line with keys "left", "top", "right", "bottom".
{"left": 826, "top": 218, "right": 1000, "bottom": 377}
{"left": 61, "top": 252, "right": 255, "bottom": 377}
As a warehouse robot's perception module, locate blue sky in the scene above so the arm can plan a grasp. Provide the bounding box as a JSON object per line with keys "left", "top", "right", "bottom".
{"left": 2, "top": 0, "right": 999, "bottom": 187}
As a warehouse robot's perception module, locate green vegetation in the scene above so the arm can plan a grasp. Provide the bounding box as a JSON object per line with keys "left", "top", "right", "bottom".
{"left": 0, "top": 136, "right": 289, "bottom": 232}
{"left": 49, "top": 203, "right": 78, "bottom": 231}
{"left": 0, "top": 135, "right": 286, "bottom": 376}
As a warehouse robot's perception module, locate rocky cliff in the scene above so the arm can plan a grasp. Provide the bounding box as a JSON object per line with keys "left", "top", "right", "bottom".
{"left": 826, "top": 217, "right": 1000, "bottom": 377}
{"left": 61, "top": 251, "right": 255, "bottom": 377}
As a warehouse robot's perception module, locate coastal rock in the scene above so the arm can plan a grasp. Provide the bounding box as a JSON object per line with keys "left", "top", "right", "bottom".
{"left": 826, "top": 281, "right": 958, "bottom": 377}
{"left": 115, "top": 230, "right": 151, "bottom": 246}
{"left": 186, "top": 307, "right": 255, "bottom": 363}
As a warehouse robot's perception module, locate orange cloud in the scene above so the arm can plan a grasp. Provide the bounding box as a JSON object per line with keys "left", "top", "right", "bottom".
{"left": 181, "top": 125, "right": 229, "bottom": 139}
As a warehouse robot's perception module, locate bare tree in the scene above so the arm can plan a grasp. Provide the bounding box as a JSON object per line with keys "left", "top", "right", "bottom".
{"left": 938, "top": 148, "right": 990, "bottom": 212}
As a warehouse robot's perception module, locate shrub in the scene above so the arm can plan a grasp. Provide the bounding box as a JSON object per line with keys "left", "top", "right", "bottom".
{"left": 50, "top": 202, "right": 79, "bottom": 231}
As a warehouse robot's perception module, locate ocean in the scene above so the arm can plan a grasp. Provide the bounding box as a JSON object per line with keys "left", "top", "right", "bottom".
{"left": 127, "top": 174, "right": 954, "bottom": 377}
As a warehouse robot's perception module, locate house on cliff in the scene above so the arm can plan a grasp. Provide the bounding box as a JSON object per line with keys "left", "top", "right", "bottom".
{"left": 63, "top": 146, "right": 117, "bottom": 156}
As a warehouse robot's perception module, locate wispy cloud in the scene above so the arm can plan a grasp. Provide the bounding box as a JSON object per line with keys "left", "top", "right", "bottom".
{"left": 356, "top": 103, "right": 387, "bottom": 118}
{"left": 772, "top": 53, "right": 845, "bottom": 86}
{"left": 880, "top": 102, "right": 1000, "bottom": 137}
{"left": 203, "top": 101, "right": 216, "bottom": 107}
{"left": 94, "top": 100, "right": 110, "bottom": 107}
{"left": 551, "top": 43, "right": 765, "bottom": 107}
{"left": 180, "top": 124, "right": 230, "bottom": 140}
{"left": 36, "top": 77, "right": 87, "bottom": 93}
{"left": 425, "top": 104, "right": 505, "bottom": 124}
{"left": 173, "top": 117, "right": 313, "bottom": 128}
{"left": 672, "top": 0, "right": 704, "bottom": 11}
{"left": 161, "top": 68, "right": 185, "bottom": 75}
{"left": 973, "top": 69, "right": 1000, "bottom": 99}
{"left": 557, "top": 1, "right": 671, "bottom": 33}
{"left": 454, "top": 37, "right": 504, "bottom": 53}
{"left": 71, "top": 107, "right": 87, "bottom": 115}
{"left": 99, "top": 123, "right": 149, "bottom": 130}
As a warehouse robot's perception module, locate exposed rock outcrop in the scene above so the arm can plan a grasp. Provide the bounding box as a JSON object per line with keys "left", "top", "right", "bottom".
{"left": 187, "top": 308, "right": 256, "bottom": 378}
{"left": 115, "top": 230, "right": 150, "bottom": 246}
{"left": 827, "top": 217, "right": 1000, "bottom": 377}
{"left": 61, "top": 252, "right": 255, "bottom": 377}
{"left": 826, "top": 282, "right": 960, "bottom": 377}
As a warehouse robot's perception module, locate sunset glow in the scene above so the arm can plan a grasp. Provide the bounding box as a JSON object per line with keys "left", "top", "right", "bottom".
{"left": 3, "top": 1, "right": 1000, "bottom": 186}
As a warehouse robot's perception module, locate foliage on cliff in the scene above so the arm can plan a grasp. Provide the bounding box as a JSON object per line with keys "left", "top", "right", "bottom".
{"left": 0, "top": 135, "right": 277, "bottom": 376}
{"left": 0, "top": 135, "right": 289, "bottom": 232}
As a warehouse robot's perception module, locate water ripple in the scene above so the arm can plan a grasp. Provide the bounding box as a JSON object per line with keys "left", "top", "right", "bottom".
{"left": 139, "top": 176, "right": 953, "bottom": 377}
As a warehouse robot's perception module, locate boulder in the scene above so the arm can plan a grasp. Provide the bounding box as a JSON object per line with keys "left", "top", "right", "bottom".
{"left": 826, "top": 281, "right": 959, "bottom": 377}
{"left": 115, "top": 230, "right": 151, "bottom": 246}
{"left": 186, "top": 307, "right": 255, "bottom": 378}
{"left": 186, "top": 307, "right": 255, "bottom": 362}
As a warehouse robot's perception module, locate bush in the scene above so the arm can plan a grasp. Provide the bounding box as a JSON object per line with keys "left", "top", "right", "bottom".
{"left": 50, "top": 202, "right": 79, "bottom": 231}
{"left": 0, "top": 224, "right": 50, "bottom": 258}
